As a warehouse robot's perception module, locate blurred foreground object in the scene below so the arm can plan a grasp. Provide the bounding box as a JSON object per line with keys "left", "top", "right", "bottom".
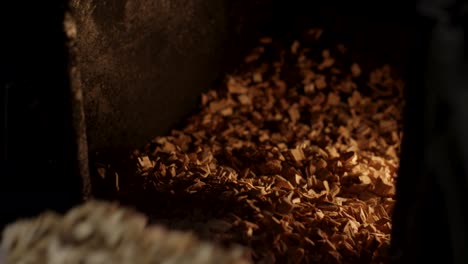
{"left": 0, "top": 201, "right": 251, "bottom": 264}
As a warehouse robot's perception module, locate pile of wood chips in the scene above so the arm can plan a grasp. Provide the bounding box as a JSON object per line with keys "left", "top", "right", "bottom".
{"left": 122, "top": 29, "right": 405, "bottom": 263}
{"left": 0, "top": 201, "right": 251, "bottom": 264}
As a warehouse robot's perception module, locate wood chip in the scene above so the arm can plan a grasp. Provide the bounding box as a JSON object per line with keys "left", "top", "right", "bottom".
{"left": 351, "top": 63, "right": 361, "bottom": 77}
{"left": 95, "top": 28, "right": 404, "bottom": 264}
{"left": 291, "top": 40, "right": 300, "bottom": 54}
{"left": 315, "top": 75, "right": 327, "bottom": 90}
{"left": 1, "top": 201, "right": 251, "bottom": 264}
{"left": 327, "top": 92, "right": 341, "bottom": 106}
{"left": 137, "top": 156, "right": 154, "bottom": 171}
{"left": 289, "top": 148, "right": 305, "bottom": 162}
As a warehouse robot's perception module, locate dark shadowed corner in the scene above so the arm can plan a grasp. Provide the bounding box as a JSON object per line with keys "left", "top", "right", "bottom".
{"left": 0, "top": 0, "right": 83, "bottom": 228}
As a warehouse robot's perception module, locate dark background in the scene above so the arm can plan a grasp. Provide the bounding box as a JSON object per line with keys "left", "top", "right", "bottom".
{"left": 0, "top": 0, "right": 82, "bottom": 227}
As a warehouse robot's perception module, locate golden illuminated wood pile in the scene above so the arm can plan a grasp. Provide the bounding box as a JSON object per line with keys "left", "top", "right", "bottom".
{"left": 0, "top": 201, "right": 251, "bottom": 264}
{"left": 116, "top": 29, "right": 405, "bottom": 263}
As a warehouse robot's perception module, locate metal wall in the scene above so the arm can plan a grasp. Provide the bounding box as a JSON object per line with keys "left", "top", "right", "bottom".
{"left": 70, "top": 0, "right": 273, "bottom": 155}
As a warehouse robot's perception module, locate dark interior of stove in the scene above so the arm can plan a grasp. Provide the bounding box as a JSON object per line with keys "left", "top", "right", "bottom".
{"left": 2, "top": 0, "right": 468, "bottom": 263}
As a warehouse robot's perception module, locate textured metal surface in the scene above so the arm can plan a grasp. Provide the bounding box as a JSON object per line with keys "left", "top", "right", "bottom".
{"left": 70, "top": 0, "right": 273, "bottom": 155}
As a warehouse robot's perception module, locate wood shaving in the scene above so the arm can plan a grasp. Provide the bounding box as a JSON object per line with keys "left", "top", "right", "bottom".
{"left": 0, "top": 201, "right": 251, "bottom": 264}
{"left": 115, "top": 29, "right": 403, "bottom": 263}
